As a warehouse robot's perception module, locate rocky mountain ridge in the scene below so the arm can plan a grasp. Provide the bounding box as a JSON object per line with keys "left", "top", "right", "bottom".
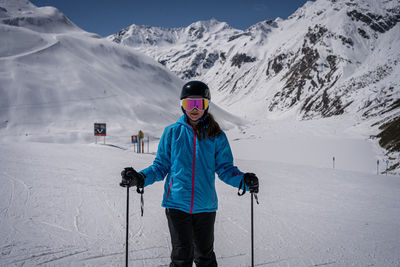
{"left": 108, "top": 0, "right": 400, "bottom": 172}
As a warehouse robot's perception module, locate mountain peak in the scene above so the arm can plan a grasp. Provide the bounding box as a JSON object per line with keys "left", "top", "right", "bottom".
{"left": 0, "top": 0, "right": 35, "bottom": 14}
{"left": 0, "top": 0, "right": 82, "bottom": 33}
{"left": 185, "top": 18, "right": 233, "bottom": 39}
{"left": 108, "top": 18, "right": 238, "bottom": 46}
{"left": 188, "top": 18, "right": 231, "bottom": 30}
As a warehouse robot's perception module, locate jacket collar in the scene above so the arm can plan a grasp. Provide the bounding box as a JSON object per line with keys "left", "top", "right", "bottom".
{"left": 177, "top": 115, "right": 191, "bottom": 128}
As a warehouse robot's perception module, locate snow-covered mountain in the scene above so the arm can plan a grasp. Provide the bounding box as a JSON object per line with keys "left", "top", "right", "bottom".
{"left": 0, "top": 0, "right": 244, "bottom": 144}
{"left": 108, "top": 0, "right": 400, "bottom": 171}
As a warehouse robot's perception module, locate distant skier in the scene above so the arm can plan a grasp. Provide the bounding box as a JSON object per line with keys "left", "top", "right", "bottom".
{"left": 121, "top": 80, "right": 259, "bottom": 267}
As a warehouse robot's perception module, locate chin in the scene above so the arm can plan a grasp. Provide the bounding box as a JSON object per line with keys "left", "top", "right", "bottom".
{"left": 189, "top": 115, "right": 199, "bottom": 120}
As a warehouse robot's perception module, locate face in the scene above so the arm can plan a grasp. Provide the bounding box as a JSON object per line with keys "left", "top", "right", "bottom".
{"left": 187, "top": 108, "right": 205, "bottom": 122}
{"left": 184, "top": 95, "right": 206, "bottom": 122}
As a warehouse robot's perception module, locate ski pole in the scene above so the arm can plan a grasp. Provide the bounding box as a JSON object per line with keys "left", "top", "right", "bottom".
{"left": 237, "top": 178, "right": 259, "bottom": 266}
{"left": 120, "top": 179, "right": 132, "bottom": 267}
{"left": 251, "top": 192, "right": 259, "bottom": 267}
{"left": 251, "top": 193, "right": 254, "bottom": 267}
{"left": 125, "top": 186, "right": 130, "bottom": 267}
{"left": 120, "top": 167, "right": 144, "bottom": 267}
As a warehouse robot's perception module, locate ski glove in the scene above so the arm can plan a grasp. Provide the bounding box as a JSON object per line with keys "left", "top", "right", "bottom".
{"left": 120, "top": 167, "right": 144, "bottom": 188}
{"left": 243, "top": 173, "right": 259, "bottom": 193}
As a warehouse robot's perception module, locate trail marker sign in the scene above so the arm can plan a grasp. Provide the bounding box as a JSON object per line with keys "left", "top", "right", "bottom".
{"left": 94, "top": 123, "right": 106, "bottom": 136}
{"left": 94, "top": 123, "right": 106, "bottom": 144}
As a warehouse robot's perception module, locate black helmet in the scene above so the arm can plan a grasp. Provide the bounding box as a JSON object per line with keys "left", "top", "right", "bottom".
{"left": 180, "top": 81, "right": 211, "bottom": 100}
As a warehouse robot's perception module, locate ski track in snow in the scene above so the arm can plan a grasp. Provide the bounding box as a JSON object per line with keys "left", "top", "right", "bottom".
{"left": 0, "top": 173, "right": 15, "bottom": 218}
{"left": 224, "top": 215, "right": 249, "bottom": 234}
{"left": 73, "top": 199, "right": 90, "bottom": 238}
{"left": 77, "top": 246, "right": 169, "bottom": 263}
{"left": 3, "top": 171, "right": 31, "bottom": 207}
{"left": 39, "top": 221, "right": 87, "bottom": 238}
{"left": 0, "top": 39, "right": 60, "bottom": 61}
{"left": 36, "top": 249, "right": 89, "bottom": 266}
{"left": 99, "top": 189, "right": 126, "bottom": 233}
{"left": 1, "top": 244, "right": 87, "bottom": 266}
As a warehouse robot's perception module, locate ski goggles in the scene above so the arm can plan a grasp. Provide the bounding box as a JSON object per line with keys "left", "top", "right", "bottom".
{"left": 180, "top": 98, "right": 209, "bottom": 111}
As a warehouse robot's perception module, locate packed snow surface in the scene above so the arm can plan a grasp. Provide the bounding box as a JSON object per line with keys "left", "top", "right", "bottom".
{"left": 1, "top": 115, "right": 399, "bottom": 266}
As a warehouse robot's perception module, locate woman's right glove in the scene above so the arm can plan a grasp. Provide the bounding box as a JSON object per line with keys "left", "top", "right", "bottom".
{"left": 243, "top": 173, "right": 259, "bottom": 193}
{"left": 120, "top": 167, "right": 144, "bottom": 188}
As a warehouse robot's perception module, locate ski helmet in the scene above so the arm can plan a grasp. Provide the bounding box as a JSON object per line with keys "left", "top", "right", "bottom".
{"left": 180, "top": 81, "right": 211, "bottom": 100}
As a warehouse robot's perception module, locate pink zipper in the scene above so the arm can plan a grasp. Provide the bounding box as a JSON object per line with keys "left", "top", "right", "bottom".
{"left": 166, "top": 177, "right": 173, "bottom": 199}
{"left": 189, "top": 124, "right": 196, "bottom": 214}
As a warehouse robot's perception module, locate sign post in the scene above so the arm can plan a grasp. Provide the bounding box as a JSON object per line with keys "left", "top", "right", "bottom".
{"left": 94, "top": 123, "right": 106, "bottom": 144}
{"left": 386, "top": 160, "right": 389, "bottom": 176}
{"left": 377, "top": 160, "right": 380, "bottom": 175}
{"left": 138, "top": 130, "right": 144, "bottom": 154}
{"left": 131, "top": 135, "right": 138, "bottom": 152}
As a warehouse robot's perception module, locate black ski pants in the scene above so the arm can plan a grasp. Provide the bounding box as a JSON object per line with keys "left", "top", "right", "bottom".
{"left": 166, "top": 208, "right": 218, "bottom": 267}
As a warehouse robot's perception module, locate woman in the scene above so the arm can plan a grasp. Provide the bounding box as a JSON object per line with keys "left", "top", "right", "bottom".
{"left": 121, "top": 81, "right": 259, "bottom": 267}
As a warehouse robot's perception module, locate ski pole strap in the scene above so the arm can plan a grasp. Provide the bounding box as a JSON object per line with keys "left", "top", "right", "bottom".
{"left": 137, "top": 173, "right": 145, "bottom": 217}
{"left": 253, "top": 193, "right": 259, "bottom": 204}
{"left": 140, "top": 192, "right": 144, "bottom": 217}
{"left": 137, "top": 186, "right": 144, "bottom": 216}
{"left": 136, "top": 186, "right": 144, "bottom": 194}
{"left": 238, "top": 180, "right": 246, "bottom": 196}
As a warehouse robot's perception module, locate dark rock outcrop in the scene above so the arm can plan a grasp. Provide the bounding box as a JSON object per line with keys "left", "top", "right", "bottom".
{"left": 231, "top": 53, "right": 256, "bottom": 68}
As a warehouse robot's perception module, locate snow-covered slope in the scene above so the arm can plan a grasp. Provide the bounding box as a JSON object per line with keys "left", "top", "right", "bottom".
{"left": 108, "top": 0, "right": 400, "bottom": 171}
{"left": 1, "top": 137, "right": 399, "bottom": 266}
{"left": 0, "top": 0, "right": 244, "bottom": 144}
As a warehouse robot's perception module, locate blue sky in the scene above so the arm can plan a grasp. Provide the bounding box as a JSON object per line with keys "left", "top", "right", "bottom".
{"left": 30, "top": 0, "right": 311, "bottom": 37}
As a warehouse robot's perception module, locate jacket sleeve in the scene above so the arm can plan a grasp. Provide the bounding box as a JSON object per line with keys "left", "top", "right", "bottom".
{"left": 215, "top": 131, "right": 244, "bottom": 188}
{"left": 140, "top": 126, "right": 172, "bottom": 187}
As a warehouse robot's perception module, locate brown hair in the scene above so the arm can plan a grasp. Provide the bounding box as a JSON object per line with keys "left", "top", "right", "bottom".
{"left": 192, "top": 113, "right": 222, "bottom": 140}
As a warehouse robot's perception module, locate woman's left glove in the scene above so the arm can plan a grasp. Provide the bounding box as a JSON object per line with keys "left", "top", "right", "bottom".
{"left": 120, "top": 167, "right": 144, "bottom": 187}
{"left": 244, "top": 173, "right": 259, "bottom": 193}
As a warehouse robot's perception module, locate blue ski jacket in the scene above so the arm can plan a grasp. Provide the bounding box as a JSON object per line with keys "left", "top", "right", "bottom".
{"left": 140, "top": 115, "right": 244, "bottom": 214}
